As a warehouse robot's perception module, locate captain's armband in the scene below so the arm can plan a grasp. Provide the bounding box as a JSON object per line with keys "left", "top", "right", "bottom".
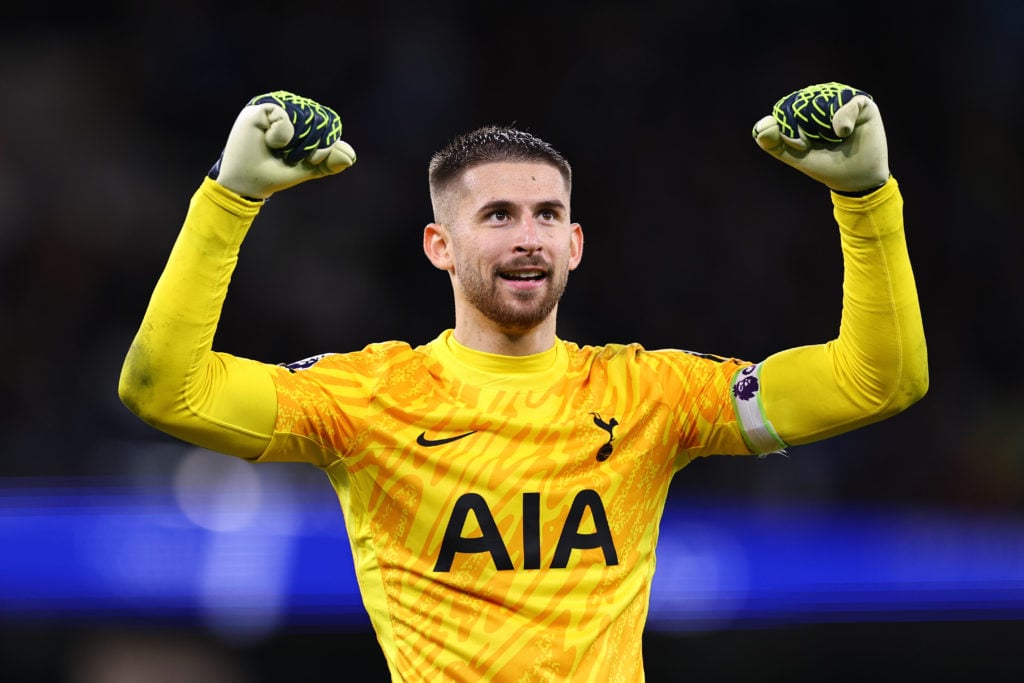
{"left": 730, "top": 363, "right": 787, "bottom": 455}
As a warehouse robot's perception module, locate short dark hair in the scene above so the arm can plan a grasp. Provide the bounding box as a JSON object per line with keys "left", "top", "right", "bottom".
{"left": 428, "top": 126, "right": 572, "bottom": 222}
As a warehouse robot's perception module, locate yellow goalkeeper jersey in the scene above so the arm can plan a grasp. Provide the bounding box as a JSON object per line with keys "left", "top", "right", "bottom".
{"left": 119, "top": 176, "right": 927, "bottom": 682}
{"left": 261, "top": 329, "right": 760, "bottom": 681}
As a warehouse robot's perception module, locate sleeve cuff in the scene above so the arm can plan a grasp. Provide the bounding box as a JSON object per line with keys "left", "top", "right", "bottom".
{"left": 200, "top": 176, "right": 267, "bottom": 217}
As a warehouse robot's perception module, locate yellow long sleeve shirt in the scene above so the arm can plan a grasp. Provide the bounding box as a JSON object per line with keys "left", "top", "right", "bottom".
{"left": 119, "top": 176, "right": 927, "bottom": 681}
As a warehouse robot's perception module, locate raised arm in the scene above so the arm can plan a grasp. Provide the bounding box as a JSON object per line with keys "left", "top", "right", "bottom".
{"left": 748, "top": 83, "right": 928, "bottom": 447}
{"left": 117, "top": 92, "right": 356, "bottom": 458}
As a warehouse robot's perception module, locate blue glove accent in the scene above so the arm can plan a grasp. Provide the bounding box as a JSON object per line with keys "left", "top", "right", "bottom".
{"left": 770, "top": 82, "right": 872, "bottom": 144}
{"left": 246, "top": 91, "right": 343, "bottom": 165}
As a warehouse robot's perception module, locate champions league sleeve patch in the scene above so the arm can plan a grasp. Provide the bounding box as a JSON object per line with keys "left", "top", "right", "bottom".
{"left": 730, "top": 363, "right": 787, "bottom": 455}
{"left": 281, "top": 353, "right": 335, "bottom": 372}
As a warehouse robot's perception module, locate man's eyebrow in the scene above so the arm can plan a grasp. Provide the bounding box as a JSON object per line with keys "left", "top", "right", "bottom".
{"left": 475, "top": 199, "right": 567, "bottom": 215}
{"left": 475, "top": 199, "right": 513, "bottom": 216}
{"left": 534, "top": 199, "right": 567, "bottom": 212}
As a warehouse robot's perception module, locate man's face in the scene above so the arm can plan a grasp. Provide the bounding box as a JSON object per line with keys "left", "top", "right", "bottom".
{"left": 428, "top": 161, "right": 583, "bottom": 334}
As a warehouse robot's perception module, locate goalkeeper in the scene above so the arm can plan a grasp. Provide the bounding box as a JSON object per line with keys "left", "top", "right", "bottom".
{"left": 118, "top": 84, "right": 927, "bottom": 681}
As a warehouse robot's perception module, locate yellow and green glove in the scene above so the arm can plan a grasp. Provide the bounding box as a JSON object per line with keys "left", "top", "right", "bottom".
{"left": 210, "top": 91, "right": 356, "bottom": 199}
{"left": 752, "top": 82, "right": 890, "bottom": 194}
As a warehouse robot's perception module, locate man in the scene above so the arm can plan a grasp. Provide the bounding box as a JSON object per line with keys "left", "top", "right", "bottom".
{"left": 119, "top": 84, "right": 927, "bottom": 681}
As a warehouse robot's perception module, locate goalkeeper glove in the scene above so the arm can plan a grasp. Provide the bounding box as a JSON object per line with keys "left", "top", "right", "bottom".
{"left": 751, "top": 82, "right": 889, "bottom": 193}
{"left": 209, "top": 91, "right": 356, "bottom": 199}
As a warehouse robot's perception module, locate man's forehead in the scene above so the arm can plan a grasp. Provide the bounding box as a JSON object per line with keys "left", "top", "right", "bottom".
{"left": 457, "top": 161, "right": 570, "bottom": 200}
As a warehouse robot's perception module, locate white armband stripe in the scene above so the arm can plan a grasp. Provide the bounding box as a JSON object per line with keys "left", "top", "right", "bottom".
{"left": 730, "top": 363, "right": 787, "bottom": 454}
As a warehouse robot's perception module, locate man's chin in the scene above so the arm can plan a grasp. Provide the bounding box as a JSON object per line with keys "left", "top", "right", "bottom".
{"left": 485, "top": 300, "right": 557, "bottom": 332}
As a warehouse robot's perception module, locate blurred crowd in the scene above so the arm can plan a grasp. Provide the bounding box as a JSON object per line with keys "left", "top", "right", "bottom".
{"left": 1, "top": 2, "right": 1021, "bottom": 681}
{"left": 3, "top": 1, "right": 1020, "bottom": 512}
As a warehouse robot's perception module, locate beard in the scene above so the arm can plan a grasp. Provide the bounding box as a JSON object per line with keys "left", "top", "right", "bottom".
{"left": 455, "top": 255, "right": 570, "bottom": 332}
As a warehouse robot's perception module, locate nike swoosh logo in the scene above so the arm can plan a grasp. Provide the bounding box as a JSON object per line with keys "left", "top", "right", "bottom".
{"left": 416, "top": 430, "right": 477, "bottom": 447}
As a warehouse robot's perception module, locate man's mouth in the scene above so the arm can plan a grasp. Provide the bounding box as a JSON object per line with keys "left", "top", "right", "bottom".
{"left": 499, "top": 269, "right": 547, "bottom": 282}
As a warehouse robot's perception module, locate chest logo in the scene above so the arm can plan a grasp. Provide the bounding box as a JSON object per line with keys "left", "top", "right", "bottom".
{"left": 590, "top": 412, "right": 619, "bottom": 461}
{"left": 417, "top": 430, "right": 477, "bottom": 448}
{"left": 433, "top": 489, "right": 619, "bottom": 572}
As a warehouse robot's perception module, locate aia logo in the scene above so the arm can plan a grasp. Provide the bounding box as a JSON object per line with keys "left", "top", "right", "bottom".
{"left": 590, "top": 412, "right": 618, "bottom": 461}
{"left": 433, "top": 489, "right": 618, "bottom": 572}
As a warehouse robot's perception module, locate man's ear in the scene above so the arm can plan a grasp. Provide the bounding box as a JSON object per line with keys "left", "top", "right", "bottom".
{"left": 423, "top": 222, "right": 454, "bottom": 271}
{"left": 568, "top": 222, "right": 584, "bottom": 271}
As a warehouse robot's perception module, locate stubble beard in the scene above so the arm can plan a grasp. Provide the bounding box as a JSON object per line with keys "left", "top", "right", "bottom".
{"left": 457, "top": 258, "right": 569, "bottom": 333}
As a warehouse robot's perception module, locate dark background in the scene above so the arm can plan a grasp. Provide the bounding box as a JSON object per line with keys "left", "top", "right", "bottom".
{"left": 1, "top": 1, "right": 1021, "bottom": 680}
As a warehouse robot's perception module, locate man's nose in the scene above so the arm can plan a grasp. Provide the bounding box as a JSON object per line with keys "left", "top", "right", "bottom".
{"left": 515, "top": 216, "right": 543, "bottom": 252}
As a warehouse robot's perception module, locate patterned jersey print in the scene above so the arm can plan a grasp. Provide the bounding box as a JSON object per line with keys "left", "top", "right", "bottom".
{"left": 265, "top": 331, "right": 755, "bottom": 682}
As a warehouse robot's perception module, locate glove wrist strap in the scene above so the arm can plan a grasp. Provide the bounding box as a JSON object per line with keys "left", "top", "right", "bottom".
{"left": 833, "top": 177, "right": 889, "bottom": 197}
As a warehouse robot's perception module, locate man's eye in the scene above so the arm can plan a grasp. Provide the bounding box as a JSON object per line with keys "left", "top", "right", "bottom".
{"left": 539, "top": 210, "right": 556, "bottom": 221}
{"left": 491, "top": 210, "right": 510, "bottom": 221}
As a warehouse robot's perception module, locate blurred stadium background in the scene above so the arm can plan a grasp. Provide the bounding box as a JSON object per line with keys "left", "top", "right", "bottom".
{"left": 1, "top": 1, "right": 1021, "bottom": 680}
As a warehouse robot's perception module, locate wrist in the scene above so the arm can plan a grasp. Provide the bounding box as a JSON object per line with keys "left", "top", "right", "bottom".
{"left": 207, "top": 156, "right": 267, "bottom": 202}
{"left": 200, "top": 177, "right": 268, "bottom": 216}
{"left": 832, "top": 176, "right": 890, "bottom": 197}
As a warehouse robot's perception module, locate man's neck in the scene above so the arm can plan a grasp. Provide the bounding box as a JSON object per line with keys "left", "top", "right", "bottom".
{"left": 452, "top": 315, "right": 558, "bottom": 357}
